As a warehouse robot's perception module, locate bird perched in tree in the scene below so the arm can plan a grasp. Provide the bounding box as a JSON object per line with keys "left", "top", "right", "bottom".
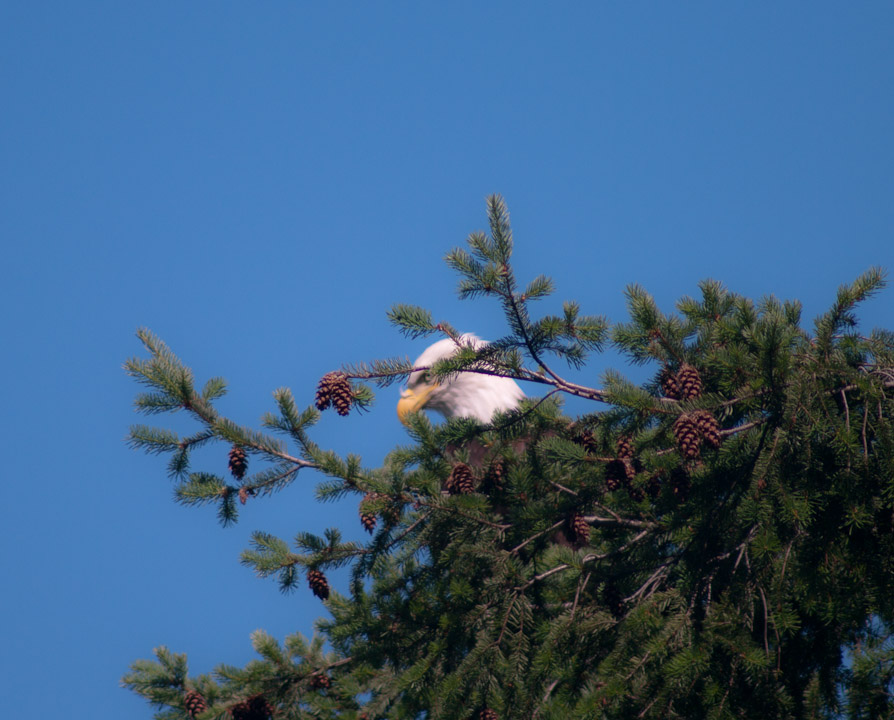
{"left": 397, "top": 334, "right": 524, "bottom": 425}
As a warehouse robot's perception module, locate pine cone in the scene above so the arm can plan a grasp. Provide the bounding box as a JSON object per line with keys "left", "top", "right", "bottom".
{"left": 238, "top": 486, "right": 252, "bottom": 505}
{"left": 677, "top": 364, "right": 702, "bottom": 400}
{"left": 605, "top": 460, "right": 626, "bottom": 491}
{"left": 692, "top": 410, "right": 721, "bottom": 448}
{"left": 670, "top": 466, "right": 691, "bottom": 501}
{"left": 446, "top": 463, "right": 475, "bottom": 495}
{"left": 616, "top": 436, "right": 634, "bottom": 460}
{"left": 627, "top": 483, "right": 645, "bottom": 502}
{"left": 645, "top": 474, "right": 662, "bottom": 499}
{"left": 310, "top": 673, "right": 331, "bottom": 690}
{"left": 480, "top": 710, "right": 499, "bottom": 720}
{"left": 574, "top": 429, "right": 599, "bottom": 454}
{"left": 603, "top": 584, "right": 625, "bottom": 619}
{"left": 231, "top": 701, "right": 251, "bottom": 720}
{"left": 332, "top": 391, "right": 353, "bottom": 416}
{"left": 231, "top": 696, "right": 272, "bottom": 720}
{"left": 359, "top": 492, "right": 378, "bottom": 533}
{"left": 228, "top": 445, "right": 248, "bottom": 480}
{"left": 569, "top": 513, "right": 590, "bottom": 547}
{"left": 659, "top": 367, "right": 680, "bottom": 399}
{"left": 184, "top": 690, "right": 207, "bottom": 717}
{"left": 382, "top": 498, "right": 401, "bottom": 525}
{"left": 483, "top": 459, "right": 506, "bottom": 492}
{"left": 307, "top": 569, "right": 330, "bottom": 600}
{"left": 315, "top": 372, "right": 353, "bottom": 415}
{"left": 673, "top": 414, "right": 702, "bottom": 460}
{"left": 360, "top": 510, "right": 377, "bottom": 533}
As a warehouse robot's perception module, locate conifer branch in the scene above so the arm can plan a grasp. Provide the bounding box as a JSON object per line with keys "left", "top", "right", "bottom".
{"left": 124, "top": 200, "right": 894, "bottom": 719}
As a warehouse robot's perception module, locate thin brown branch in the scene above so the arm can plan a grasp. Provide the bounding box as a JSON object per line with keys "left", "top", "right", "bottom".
{"left": 383, "top": 511, "right": 432, "bottom": 551}
{"left": 583, "top": 514, "right": 655, "bottom": 530}
{"left": 414, "top": 499, "right": 509, "bottom": 531}
{"left": 627, "top": 563, "right": 670, "bottom": 603}
{"left": 571, "top": 571, "right": 592, "bottom": 621}
{"left": 862, "top": 404, "right": 869, "bottom": 464}
{"left": 520, "top": 529, "right": 653, "bottom": 591}
{"left": 509, "top": 520, "right": 566, "bottom": 555}
{"left": 758, "top": 586, "right": 770, "bottom": 658}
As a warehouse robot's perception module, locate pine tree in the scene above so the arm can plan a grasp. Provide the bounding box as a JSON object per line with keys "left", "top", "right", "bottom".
{"left": 123, "top": 196, "right": 894, "bottom": 719}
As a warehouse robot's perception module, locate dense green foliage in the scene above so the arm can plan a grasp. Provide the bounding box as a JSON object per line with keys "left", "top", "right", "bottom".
{"left": 124, "top": 197, "right": 894, "bottom": 719}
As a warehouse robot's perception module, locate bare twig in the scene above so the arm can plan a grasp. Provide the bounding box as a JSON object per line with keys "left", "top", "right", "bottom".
{"left": 571, "top": 571, "right": 592, "bottom": 620}
{"left": 758, "top": 586, "right": 770, "bottom": 657}
{"left": 509, "top": 520, "right": 566, "bottom": 555}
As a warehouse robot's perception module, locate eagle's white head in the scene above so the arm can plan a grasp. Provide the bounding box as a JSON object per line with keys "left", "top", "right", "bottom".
{"left": 397, "top": 334, "right": 524, "bottom": 425}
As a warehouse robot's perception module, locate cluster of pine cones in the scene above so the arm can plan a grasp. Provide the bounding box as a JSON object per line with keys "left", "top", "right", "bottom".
{"left": 673, "top": 410, "right": 721, "bottom": 459}
{"left": 568, "top": 512, "right": 591, "bottom": 547}
{"left": 231, "top": 695, "right": 274, "bottom": 720}
{"left": 184, "top": 691, "right": 274, "bottom": 720}
{"left": 660, "top": 363, "right": 702, "bottom": 400}
{"left": 605, "top": 437, "right": 644, "bottom": 501}
{"left": 660, "top": 364, "right": 723, "bottom": 459}
{"left": 315, "top": 372, "right": 354, "bottom": 416}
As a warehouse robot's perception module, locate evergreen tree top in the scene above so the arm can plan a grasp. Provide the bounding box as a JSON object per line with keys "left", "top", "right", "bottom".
{"left": 124, "top": 196, "right": 894, "bottom": 720}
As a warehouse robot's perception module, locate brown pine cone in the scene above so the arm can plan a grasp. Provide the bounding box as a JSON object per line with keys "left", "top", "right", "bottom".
{"left": 480, "top": 710, "right": 499, "bottom": 720}
{"left": 645, "top": 474, "right": 662, "bottom": 499}
{"left": 616, "top": 436, "right": 634, "bottom": 459}
{"left": 659, "top": 366, "right": 680, "bottom": 399}
{"left": 315, "top": 372, "right": 353, "bottom": 415}
{"left": 677, "top": 364, "right": 702, "bottom": 400}
{"left": 483, "top": 459, "right": 506, "bottom": 492}
{"left": 231, "top": 696, "right": 272, "bottom": 720}
{"left": 359, "top": 492, "right": 379, "bottom": 533}
{"left": 310, "top": 673, "right": 331, "bottom": 690}
{"left": 238, "top": 486, "right": 252, "bottom": 505}
{"left": 603, "top": 584, "right": 625, "bottom": 619}
{"left": 573, "top": 429, "right": 599, "bottom": 454}
{"left": 692, "top": 410, "right": 721, "bottom": 448}
{"left": 184, "top": 690, "right": 207, "bottom": 717}
{"left": 383, "top": 499, "right": 401, "bottom": 525}
{"left": 605, "top": 459, "right": 627, "bottom": 491}
{"left": 230, "top": 700, "right": 251, "bottom": 720}
{"left": 670, "top": 466, "right": 691, "bottom": 501}
{"left": 332, "top": 390, "right": 353, "bottom": 416}
{"left": 568, "top": 513, "right": 591, "bottom": 547}
{"left": 446, "top": 463, "right": 475, "bottom": 495}
{"left": 228, "top": 445, "right": 248, "bottom": 480}
{"left": 627, "top": 483, "right": 645, "bottom": 502}
{"left": 360, "top": 511, "right": 377, "bottom": 533}
{"left": 673, "top": 414, "right": 702, "bottom": 460}
{"left": 307, "top": 569, "right": 330, "bottom": 600}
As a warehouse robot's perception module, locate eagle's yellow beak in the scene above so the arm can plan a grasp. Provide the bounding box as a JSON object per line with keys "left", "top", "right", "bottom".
{"left": 397, "top": 383, "right": 438, "bottom": 426}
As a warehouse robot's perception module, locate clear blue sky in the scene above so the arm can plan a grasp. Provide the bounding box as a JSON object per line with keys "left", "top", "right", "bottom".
{"left": 2, "top": 3, "right": 892, "bottom": 717}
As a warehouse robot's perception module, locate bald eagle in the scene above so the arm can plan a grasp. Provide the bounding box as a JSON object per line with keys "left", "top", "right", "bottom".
{"left": 397, "top": 334, "right": 524, "bottom": 425}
